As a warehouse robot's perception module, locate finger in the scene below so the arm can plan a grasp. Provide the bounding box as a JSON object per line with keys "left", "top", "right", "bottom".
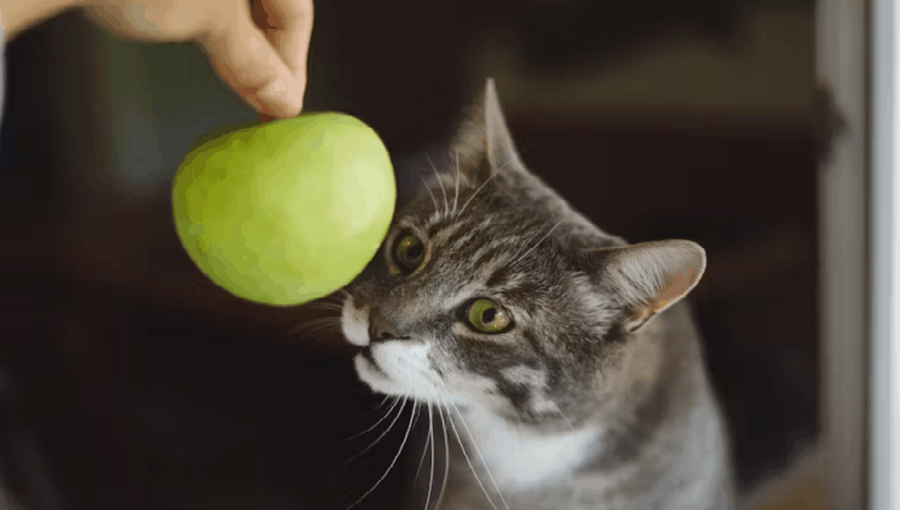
{"left": 253, "top": 0, "right": 314, "bottom": 73}
{"left": 252, "top": 0, "right": 314, "bottom": 106}
{"left": 195, "top": 2, "right": 303, "bottom": 119}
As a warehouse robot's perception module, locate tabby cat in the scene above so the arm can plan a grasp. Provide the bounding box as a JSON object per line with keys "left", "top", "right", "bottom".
{"left": 340, "top": 79, "right": 735, "bottom": 510}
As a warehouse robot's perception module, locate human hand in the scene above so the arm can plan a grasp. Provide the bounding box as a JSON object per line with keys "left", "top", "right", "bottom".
{"left": 84, "top": 0, "right": 313, "bottom": 120}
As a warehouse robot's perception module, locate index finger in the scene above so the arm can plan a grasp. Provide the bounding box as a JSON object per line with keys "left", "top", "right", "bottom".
{"left": 252, "top": 0, "right": 314, "bottom": 97}
{"left": 195, "top": 1, "right": 303, "bottom": 119}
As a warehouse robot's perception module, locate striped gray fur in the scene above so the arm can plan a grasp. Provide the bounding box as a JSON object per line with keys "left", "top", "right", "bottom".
{"left": 340, "top": 79, "right": 735, "bottom": 510}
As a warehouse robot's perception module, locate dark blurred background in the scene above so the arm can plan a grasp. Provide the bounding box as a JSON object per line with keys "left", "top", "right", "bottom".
{"left": 0, "top": 0, "right": 819, "bottom": 508}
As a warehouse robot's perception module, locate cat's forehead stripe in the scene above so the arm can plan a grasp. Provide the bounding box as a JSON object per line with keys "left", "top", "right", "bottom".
{"left": 428, "top": 221, "right": 465, "bottom": 246}
{"left": 485, "top": 265, "right": 511, "bottom": 288}
{"left": 437, "top": 222, "right": 472, "bottom": 249}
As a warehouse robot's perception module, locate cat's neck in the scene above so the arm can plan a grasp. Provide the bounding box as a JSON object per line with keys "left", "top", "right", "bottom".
{"left": 455, "top": 403, "right": 605, "bottom": 492}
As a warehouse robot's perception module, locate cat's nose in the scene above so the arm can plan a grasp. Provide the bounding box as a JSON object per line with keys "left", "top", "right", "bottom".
{"left": 369, "top": 311, "right": 407, "bottom": 343}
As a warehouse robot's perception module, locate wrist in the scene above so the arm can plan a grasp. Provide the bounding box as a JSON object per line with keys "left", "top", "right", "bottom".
{"left": 0, "top": 0, "right": 89, "bottom": 40}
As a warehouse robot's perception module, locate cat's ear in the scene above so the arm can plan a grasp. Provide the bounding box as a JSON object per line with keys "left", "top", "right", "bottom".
{"left": 452, "top": 78, "right": 526, "bottom": 183}
{"left": 583, "top": 240, "right": 707, "bottom": 333}
{"left": 483, "top": 78, "right": 525, "bottom": 173}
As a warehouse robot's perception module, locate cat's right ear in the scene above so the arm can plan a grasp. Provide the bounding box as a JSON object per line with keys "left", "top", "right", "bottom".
{"left": 581, "top": 240, "right": 707, "bottom": 333}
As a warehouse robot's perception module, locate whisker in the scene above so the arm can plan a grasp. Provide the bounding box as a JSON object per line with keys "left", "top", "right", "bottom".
{"left": 512, "top": 219, "right": 564, "bottom": 266}
{"left": 317, "top": 292, "right": 347, "bottom": 303}
{"left": 291, "top": 318, "right": 343, "bottom": 333}
{"left": 434, "top": 389, "right": 498, "bottom": 510}
{"left": 303, "top": 302, "right": 345, "bottom": 312}
{"left": 435, "top": 402, "right": 450, "bottom": 510}
{"left": 452, "top": 150, "right": 461, "bottom": 215}
{"left": 347, "top": 398, "right": 418, "bottom": 510}
{"left": 298, "top": 313, "right": 344, "bottom": 325}
{"left": 425, "top": 403, "right": 436, "bottom": 510}
{"left": 426, "top": 153, "right": 449, "bottom": 217}
{"left": 346, "top": 396, "right": 403, "bottom": 442}
{"left": 373, "top": 394, "right": 394, "bottom": 410}
{"left": 438, "top": 381, "right": 510, "bottom": 510}
{"left": 345, "top": 397, "right": 408, "bottom": 464}
{"left": 309, "top": 292, "right": 349, "bottom": 309}
{"left": 293, "top": 326, "right": 343, "bottom": 341}
{"left": 302, "top": 305, "right": 344, "bottom": 317}
{"left": 421, "top": 176, "right": 440, "bottom": 213}
{"left": 434, "top": 405, "right": 450, "bottom": 510}
{"left": 314, "top": 324, "right": 344, "bottom": 334}
{"left": 550, "top": 401, "right": 575, "bottom": 432}
{"left": 457, "top": 161, "right": 510, "bottom": 219}
{"left": 415, "top": 407, "right": 433, "bottom": 483}
{"left": 289, "top": 317, "right": 343, "bottom": 339}
{"left": 570, "top": 487, "right": 584, "bottom": 510}
{"left": 293, "top": 312, "right": 341, "bottom": 322}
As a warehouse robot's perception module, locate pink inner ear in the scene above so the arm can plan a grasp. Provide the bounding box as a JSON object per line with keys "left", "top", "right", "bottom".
{"left": 652, "top": 267, "right": 697, "bottom": 313}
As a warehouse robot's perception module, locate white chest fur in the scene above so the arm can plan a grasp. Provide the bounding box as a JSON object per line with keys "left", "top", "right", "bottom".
{"left": 459, "top": 407, "right": 601, "bottom": 492}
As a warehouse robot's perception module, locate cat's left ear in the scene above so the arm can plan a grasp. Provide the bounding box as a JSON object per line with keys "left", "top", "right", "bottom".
{"left": 483, "top": 78, "right": 525, "bottom": 173}
{"left": 582, "top": 240, "right": 707, "bottom": 333}
{"left": 452, "top": 78, "right": 528, "bottom": 182}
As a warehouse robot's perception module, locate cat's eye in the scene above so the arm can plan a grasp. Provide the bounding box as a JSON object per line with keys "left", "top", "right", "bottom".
{"left": 466, "top": 299, "right": 513, "bottom": 334}
{"left": 392, "top": 233, "right": 425, "bottom": 272}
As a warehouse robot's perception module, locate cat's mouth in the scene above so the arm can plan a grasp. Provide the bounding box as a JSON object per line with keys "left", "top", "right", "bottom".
{"left": 354, "top": 348, "right": 397, "bottom": 394}
{"left": 353, "top": 342, "right": 444, "bottom": 401}
{"left": 359, "top": 346, "right": 386, "bottom": 376}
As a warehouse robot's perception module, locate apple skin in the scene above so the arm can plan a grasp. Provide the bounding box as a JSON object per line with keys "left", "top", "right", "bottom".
{"left": 172, "top": 113, "right": 396, "bottom": 306}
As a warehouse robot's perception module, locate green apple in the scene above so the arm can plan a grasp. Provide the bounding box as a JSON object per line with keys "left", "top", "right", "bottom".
{"left": 172, "top": 113, "right": 396, "bottom": 306}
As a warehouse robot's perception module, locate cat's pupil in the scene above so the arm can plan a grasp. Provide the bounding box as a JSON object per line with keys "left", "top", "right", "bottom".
{"left": 482, "top": 308, "right": 497, "bottom": 324}
{"left": 407, "top": 243, "right": 423, "bottom": 260}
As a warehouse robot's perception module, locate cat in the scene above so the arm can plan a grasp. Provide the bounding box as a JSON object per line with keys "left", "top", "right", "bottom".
{"left": 339, "top": 78, "right": 736, "bottom": 510}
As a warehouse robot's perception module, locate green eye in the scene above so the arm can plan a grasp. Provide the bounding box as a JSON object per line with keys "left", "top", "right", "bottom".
{"left": 393, "top": 234, "right": 425, "bottom": 272}
{"left": 467, "top": 299, "right": 513, "bottom": 334}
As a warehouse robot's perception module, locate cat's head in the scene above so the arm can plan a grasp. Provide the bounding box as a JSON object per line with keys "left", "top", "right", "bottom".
{"left": 340, "top": 79, "right": 706, "bottom": 428}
